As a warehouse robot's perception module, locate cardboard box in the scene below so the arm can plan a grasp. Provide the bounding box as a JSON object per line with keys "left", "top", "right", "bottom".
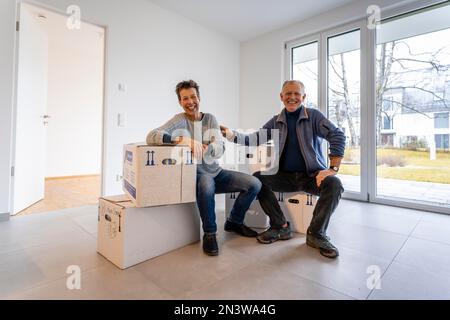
{"left": 236, "top": 143, "right": 277, "bottom": 175}
{"left": 97, "top": 195, "right": 200, "bottom": 269}
{"left": 280, "top": 192, "right": 317, "bottom": 234}
{"left": 225, "top": 193, "right": 270, "bottom": 229}
{"left": 225, "top": 191, "right": 317, "bottom": 233}
{"left": 123, "top": 143, "right": 196, "bottom": 207}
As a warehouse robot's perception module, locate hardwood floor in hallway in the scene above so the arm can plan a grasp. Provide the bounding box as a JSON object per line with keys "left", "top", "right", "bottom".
{"left": 17, "top": 175, "right": 101, "bottom": 216}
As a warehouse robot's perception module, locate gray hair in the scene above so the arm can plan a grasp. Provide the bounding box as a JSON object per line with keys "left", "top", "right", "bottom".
{"left": 282, "top": 80, "right": 306, "bottom": 95}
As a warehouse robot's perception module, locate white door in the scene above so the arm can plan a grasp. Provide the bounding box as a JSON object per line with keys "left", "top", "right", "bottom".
{"left": 12, "top": 4, "right": 48, "bottom": 214}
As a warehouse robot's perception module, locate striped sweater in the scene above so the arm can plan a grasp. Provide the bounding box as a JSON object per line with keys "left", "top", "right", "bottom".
{"left": 146, "top": 112, "right": 224, "bottom": 177}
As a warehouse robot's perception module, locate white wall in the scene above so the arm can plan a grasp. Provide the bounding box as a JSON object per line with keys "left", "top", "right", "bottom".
{"left": 42, "top": 10, "right": 104, "bottom": 177}
{"left": 0, "top": 0, "right": 240, "bottom": 213}
{"left": 239, "top": 0, "right": 419, "bottom": 130}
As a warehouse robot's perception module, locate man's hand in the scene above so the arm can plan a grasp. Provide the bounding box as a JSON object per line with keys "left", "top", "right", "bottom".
{"left": 315, "top": 169, "right": 337, "bottom": 187}
{"left": 177, "top": 137, "right": 204, "bottom": 161}
{"left": 219, "top": 125, "right": 235, "bottom": 141}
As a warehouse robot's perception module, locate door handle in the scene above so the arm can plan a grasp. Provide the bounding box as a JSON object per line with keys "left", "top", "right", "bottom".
{"left": 42, "top": 115, "right": 51, "bottom": 126}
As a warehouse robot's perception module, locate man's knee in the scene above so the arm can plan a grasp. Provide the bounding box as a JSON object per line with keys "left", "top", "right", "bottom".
{"left": 322, "top": 175, "right": 344, "bottom": 194}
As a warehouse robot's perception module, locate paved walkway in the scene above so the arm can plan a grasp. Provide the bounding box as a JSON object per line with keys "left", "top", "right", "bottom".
{"left": 340, "top": 175, "right": 450, "bottom": 206}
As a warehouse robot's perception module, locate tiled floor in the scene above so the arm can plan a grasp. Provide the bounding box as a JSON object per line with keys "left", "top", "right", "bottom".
{"left": 1, "top": 197, "right": 450, "bottom": 300}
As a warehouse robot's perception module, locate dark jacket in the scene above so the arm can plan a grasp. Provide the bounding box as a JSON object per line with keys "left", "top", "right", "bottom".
{"left": 233, "top": 106, "right": 346, "bottom": 176}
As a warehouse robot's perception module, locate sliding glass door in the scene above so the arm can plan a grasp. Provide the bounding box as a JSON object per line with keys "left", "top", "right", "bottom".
{"left": 286, "top": 1, "right": 450, "bottom": 213}
{"left": 374, "top": 3, "right": 450, "bottom": 210}
{"left": 287, "top": 22, "right": 367, "bottom": 200}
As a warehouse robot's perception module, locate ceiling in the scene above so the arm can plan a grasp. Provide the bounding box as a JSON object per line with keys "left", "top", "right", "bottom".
{"left": 147, "top": 0, "right": 357, "bottom": 41}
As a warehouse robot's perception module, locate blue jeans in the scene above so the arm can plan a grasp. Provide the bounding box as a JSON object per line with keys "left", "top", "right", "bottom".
{"left": 196, "top": 169, "right": 262, "bottom": 234}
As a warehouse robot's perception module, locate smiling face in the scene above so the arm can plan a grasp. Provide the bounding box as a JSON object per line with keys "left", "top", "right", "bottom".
{"left": 280, "top": 82, "right": 306, "bottom": 112}
{"left": 179, "top": 87, "right": 200, "bottom": 118}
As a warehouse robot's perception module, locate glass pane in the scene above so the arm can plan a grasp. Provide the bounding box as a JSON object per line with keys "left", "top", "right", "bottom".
{"left": 376, "top": 3, "right": 450, "bottom": 207}
{"left": 292, "top": 41, "right": 318, "bottom": 109}
{"left": 327, "top": 30, "right": 361, "bottom": 193}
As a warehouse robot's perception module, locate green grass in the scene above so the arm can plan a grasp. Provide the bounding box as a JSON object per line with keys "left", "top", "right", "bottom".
{"left": 340, "top": 148, "right": 450, "bottom": 184}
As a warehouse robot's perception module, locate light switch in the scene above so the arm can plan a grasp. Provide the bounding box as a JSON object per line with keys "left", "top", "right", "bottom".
{"left": 118, "top": 83, "right": 127, "bottom": 92}
{"left": 118, "top": 113, "right": 126, "bottom": 127}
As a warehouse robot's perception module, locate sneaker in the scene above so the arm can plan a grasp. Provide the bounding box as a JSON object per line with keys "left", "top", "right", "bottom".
{"left": 256, "top": 222, "right": 293, "bottom": 244}
{"left": 203, "top": 233, "right": 219, "bottom": 256}
{"left": 306, "top": 232, "right": 339, "bottom": 259}
{"left": 224, "top": 220, "right": 258, "bottom": 237}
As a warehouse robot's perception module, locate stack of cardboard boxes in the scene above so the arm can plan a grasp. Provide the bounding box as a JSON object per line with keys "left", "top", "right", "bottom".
{"left": 97, "top": 143, "right": 200, "bottom": 269}
{"left": 97, "top": 142, "right": 318, "bottom": 269}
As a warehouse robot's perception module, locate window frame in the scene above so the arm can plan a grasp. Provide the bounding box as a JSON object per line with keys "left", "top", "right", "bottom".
{"left": 285, "top": 20, "right": 369, "bottom": 202}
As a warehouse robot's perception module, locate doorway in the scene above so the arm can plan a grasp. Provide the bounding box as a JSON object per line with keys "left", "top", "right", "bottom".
{"left": 12, "top": 2, "right": 106, "bottom": 215}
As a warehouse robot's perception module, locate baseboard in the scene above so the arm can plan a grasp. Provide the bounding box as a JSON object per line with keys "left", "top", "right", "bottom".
{"left": 0, "top": 212, "right": 10, "bottom": 222}
{"left": 45, "top": 174, "right": 100, "bottom": 180}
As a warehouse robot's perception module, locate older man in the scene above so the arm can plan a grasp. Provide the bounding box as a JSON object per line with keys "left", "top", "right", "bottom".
{"left": 221, "top": 80, "right": 345, "bottom": 258}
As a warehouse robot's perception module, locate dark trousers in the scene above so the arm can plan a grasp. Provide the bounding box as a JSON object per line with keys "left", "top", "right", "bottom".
{"left": 253, "top": 171, "right": 344, "bottom": 237}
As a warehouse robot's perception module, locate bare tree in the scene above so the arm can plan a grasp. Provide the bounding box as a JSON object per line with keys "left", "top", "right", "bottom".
{"left": 375, "top": 40, "right": 449, "bottom": 145}
{"left": 329, "top": 39, "right": 450, "bottom": 147}
{"left": 329, "top": 54, "right": 359, "bottom": 146}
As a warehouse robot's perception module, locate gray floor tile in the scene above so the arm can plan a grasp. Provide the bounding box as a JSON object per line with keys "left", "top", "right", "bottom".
{"left": 132, "top": 241, "right": 253, "bottom": 298}
{"left": 0, "top": 232, "right": 108, "bottom": 298}
{"left": 395, "top": 237, "right": 450, "bottom": 276}
{"left": 411, "top": 218, "right": 450, "bottom": 245}
{"left": 328, "top": 221, "right": 408, "bottom": 261}
{"left": 336, "top": 200, "right": 423, "bottom": 219}
{"left": 255, "top": 241, "right": 391, "bottom": 300}
{"left": 0, "top": 218, "right": 93, "bottom": 255}
{"left": 222, "top": 231, "right": 307, "bottom": 261}
{"left": 369, "top": 261, "right": 450, "bottom": 300}
{"left": 332, "top": 199, "right": 369, "bottom": 221}
{"left": 183, "top": 261, "right": 353, "bottom": 300}
{"left": 2, "top": 200, "right": 450, "bottom": 300}
{"left": 336, "top": 206, "right": 421, "bottom": 235}
{"left": 420, "top": 211, "right": 450, "bottom": 223}
{"left": 69, "top": 211, "right": 98, "bottom": 236}
{"left": 63, "top": 205, "right": 98, "bottom": 218}
{"left": 7, "top": 264, "right": 174, "bottom": 300}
